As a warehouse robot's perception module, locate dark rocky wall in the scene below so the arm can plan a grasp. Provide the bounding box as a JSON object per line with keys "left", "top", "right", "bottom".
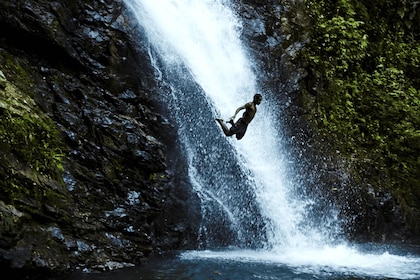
{"left": 0, "top": 0, "right": 199, "bottom": 278}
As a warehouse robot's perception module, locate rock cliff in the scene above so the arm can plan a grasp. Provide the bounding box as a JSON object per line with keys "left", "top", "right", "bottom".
{"left": 0, "top": 0, "right": 199, "bottom": 277}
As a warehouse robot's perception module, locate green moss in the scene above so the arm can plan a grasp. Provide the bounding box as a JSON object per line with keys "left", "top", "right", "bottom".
{"left": 0, "top": 52, "right": 36, "bottom": 98}
{"left": 149, "top": 172, "right": 166, "bottom": 181}
{"left": 1, "top": 52, "right": 66, "bottom": 206}
{"left": 1, "top": 111, "right": 64, "bottom": 175}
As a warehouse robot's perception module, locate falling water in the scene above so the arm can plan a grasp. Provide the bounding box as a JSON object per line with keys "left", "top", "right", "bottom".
{"left": 123, "top": 0, "right": 314, "bottom": 250}
{"left": 122, "top": 0, "right": 420, "bottom": 278}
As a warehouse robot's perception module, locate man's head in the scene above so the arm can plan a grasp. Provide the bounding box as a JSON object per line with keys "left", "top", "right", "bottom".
{"left": 253, "top": 93, "right": 262, "bottom": 105}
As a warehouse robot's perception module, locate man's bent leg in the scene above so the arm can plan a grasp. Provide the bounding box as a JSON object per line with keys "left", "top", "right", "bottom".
{"left": 216, "top": 118, "right": 234, "bottom": 136}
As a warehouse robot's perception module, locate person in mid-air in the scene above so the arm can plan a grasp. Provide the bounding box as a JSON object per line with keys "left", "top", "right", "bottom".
{"left": 216, "top": 93, "right": 262, "bottom": 140}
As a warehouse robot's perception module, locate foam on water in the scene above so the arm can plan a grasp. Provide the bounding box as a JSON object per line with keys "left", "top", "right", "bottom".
{"left": 181, "top": 246, "right": 420, "bottom": 279}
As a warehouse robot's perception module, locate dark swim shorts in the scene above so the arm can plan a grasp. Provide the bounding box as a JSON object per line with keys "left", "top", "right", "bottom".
{"left": 229, "top": 118, "right": 248, "bottom": 140}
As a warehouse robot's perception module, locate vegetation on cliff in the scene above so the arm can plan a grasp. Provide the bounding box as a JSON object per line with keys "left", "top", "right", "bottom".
{"left": 302, "top": 0, "right": 420, "bottom": 232}
{"left": 0, "top": 50, "right": 67, "bottom": 216}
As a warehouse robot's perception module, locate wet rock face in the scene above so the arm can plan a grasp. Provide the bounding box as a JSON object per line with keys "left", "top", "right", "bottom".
{"left": 0, "top": 0, "right": 199, "bottom": 277}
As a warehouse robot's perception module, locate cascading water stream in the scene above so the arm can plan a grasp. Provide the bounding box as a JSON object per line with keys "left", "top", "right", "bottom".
{"left": 123, "top": 0, "right": 420, "bottom": 278}
{"left": 124, "top": 0, "right": 322, "bottom": 251}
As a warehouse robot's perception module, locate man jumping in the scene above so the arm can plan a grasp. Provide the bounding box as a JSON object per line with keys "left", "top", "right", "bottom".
{"left": 216, "top": 93, "right": 262, "bottom": 140}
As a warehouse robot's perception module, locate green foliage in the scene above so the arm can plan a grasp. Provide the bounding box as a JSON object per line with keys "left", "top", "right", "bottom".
{"left": 310, "top": 15, "right": 368, "bottom": 77}
{"left": 303, "top": 0, "right": 420, "bottom": 226}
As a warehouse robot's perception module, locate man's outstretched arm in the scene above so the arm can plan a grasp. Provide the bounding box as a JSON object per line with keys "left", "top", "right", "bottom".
{"left": 228, "top": 104, "right": 246, "bottom": 122}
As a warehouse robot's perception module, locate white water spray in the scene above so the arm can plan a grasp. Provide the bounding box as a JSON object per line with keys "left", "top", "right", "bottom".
{"left": 124, "top": 0, "right": 420, "bottom": 278}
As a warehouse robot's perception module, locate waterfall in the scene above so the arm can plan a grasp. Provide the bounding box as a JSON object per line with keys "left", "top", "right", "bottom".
{"left": 123, "top": 0, "right": 337, "bottom": 250}
{"left": 121, "top": 1, "right": 420, "bottom": 278}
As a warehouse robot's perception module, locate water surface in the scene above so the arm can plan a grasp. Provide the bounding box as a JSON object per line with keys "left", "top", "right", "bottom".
{"left": 69, "top": 243, "right": 420, "bottom": 280}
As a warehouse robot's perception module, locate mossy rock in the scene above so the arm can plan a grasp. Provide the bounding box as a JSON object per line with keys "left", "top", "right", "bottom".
{"left": 0, "top": 53, "right": 66, "bottom": 207}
